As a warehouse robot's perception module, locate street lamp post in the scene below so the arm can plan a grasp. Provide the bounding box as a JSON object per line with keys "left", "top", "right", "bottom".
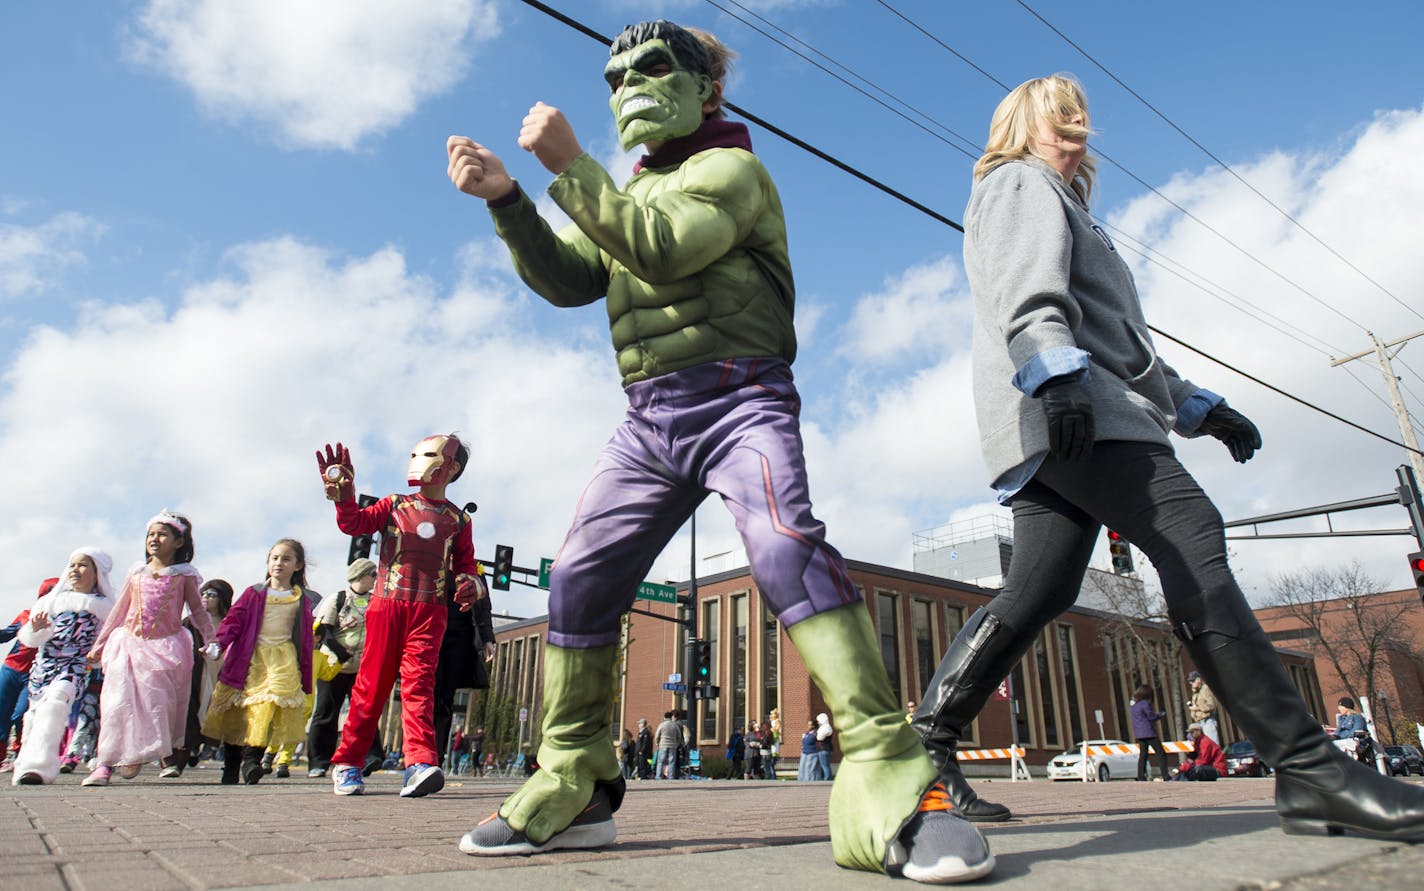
{"left": 1378, "top": 689, "right": 1395, "bottom": 746}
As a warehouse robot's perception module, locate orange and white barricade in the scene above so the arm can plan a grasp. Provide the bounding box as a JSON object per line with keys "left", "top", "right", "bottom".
{"left": 957, "top": 745, "right": 1031, "bottom": 782}
{"left": 1077, "top": 740, "right": 1193, "bottom": 781}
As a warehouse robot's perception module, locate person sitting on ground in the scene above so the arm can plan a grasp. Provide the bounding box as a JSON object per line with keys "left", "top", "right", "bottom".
{"left": 1331, "top": 697, "right": 1367, "bottom": 740}
{"left": 1174, "top": 722, "right": 1226, "bottom": 781}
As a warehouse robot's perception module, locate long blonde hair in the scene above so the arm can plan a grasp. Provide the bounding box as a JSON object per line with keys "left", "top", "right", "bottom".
{"left": 974, "top": 73, "right": 1096, "bottom": 205}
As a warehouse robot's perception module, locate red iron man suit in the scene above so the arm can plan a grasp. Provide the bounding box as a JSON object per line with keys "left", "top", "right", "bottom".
{"left": 319, "top": 436, "right": 480, "bottom": 773}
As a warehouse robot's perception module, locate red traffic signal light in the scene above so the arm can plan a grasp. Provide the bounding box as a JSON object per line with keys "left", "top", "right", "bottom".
{"left": 1409, "top": 551, "right": 1424, "bottom": 603}
{"left": 1107, "top": 530, "right": 1134, "bottom": 575}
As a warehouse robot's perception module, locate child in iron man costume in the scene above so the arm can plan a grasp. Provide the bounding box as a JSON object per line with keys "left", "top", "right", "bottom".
{"left": 316, "top": 434, "right": 485, "bottom": 799}
{"left": 446, "top": 19, "right": 991, "bottom": 883}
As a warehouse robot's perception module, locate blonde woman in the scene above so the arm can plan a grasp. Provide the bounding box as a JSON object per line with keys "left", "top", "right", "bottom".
{"left": 910, "top": 74, "right": 1424, "bottom": 842}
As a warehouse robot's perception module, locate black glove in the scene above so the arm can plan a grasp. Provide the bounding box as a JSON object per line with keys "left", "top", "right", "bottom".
{"left": 1038, "top": 375, "right": 1095, "bottom": 463}
{"left": 1198, "top": 404, "right": 1261, "bottom": 463}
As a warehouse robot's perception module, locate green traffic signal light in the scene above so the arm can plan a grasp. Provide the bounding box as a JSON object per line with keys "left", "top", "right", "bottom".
{"left": 492, "top": 544, "right": 513, "bottom": 592}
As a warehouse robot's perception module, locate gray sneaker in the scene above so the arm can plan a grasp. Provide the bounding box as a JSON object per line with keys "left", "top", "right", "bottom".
{"left": 887, "top": 783, "right": 995, "bottom": 884}
{"left": 460, "top": 786, "right": 617, "bottom": 855}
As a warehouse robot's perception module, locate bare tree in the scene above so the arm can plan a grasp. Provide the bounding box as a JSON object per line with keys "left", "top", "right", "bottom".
{"left": 1080, "top": 569, "right": 1188, "bottom": 740}
{"left": 1265, "top": 562, "right": 1420, "bottom": 744}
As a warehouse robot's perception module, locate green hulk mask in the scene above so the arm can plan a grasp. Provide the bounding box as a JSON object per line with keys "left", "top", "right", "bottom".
{"left": 605, "top": 28, "right": 714, "bottom": 151}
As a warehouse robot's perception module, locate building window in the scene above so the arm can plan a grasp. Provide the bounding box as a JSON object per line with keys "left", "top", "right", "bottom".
{"left": 945, "top": 604, "right": 965, "bottom": 641}
{"left": 762, "top": 603, "right": 779, "bottom": 729}
{"left": 877, "top": 592, "right": 902, "bottom": 700}
{"left": 700, "top": 600, "right": 720, "bottom": 741}
{"left": 1056, "top": 624, "right": 1085, "bottom": 744}
{"left": 912, "top": 599, "right": 937, "bottom": 698}
{"left": 732, "top": 593, "right": 749, "bottom": 730}
{"left": 1034, "top": 632, "right": 1060, "bottom": 749}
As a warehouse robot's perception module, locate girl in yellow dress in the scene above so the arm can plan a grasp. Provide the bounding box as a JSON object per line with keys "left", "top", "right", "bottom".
{"left": 202, "top": 539, "right": 314, "bottom": 785}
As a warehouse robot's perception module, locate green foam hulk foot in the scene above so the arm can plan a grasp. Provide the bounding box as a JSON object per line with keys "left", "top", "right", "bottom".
{"left": 498, "top": 643, "right": 622, "bottom": 845}
{"left": 787, "top": 605, "right": 938, "bottom": 872}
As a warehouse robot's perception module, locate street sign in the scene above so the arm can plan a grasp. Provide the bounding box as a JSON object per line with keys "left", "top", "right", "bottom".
{"left": 669, "top": 673, "right": 682, "bottom": 683}
{"left": 538, "top": 557, "right": 554, "bottom": 590}
{"left": 637, "top": 581, "right": 677, "bottom": 603}
{"left": 662, "top": 682, "right": 688, "bottom": 692}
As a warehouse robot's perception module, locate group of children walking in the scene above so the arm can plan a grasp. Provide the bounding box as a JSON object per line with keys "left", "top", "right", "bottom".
{"left": 5, "top": 513, "right": 319, "bottom": 788}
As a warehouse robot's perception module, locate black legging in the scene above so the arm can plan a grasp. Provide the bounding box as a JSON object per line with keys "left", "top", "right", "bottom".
{"left": 986, "top": 441, "right": 1244, "bottom": 640}
{"left": 1136, "top": 736, "right": 1170, "bottom": 780}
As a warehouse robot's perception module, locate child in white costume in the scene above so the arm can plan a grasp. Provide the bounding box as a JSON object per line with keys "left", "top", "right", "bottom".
{"left": 85, "top": 512, "right": 218, "bottom": 786}
{"left": 12, "top": 548, "right": 115, "bottom": 785}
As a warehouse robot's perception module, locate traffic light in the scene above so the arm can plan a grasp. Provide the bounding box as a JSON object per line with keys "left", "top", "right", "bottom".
{"left": 346, "top": 494, "right": 378, "bottom": 563}
{"left": 492, "top": 544, "right": 513, "bottom": 591}
{"left": 1410, "top": 551, "right": 1424, "bottom": 604}
{"left": 1107, "top": 530, "right": 1134, "bottom": 575}
{"left": 692, "top": 639, "right": 713, "bottom": 688}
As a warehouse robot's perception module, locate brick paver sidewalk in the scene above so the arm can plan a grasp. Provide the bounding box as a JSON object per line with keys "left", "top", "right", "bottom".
{"left": 0, "top": 769, "right": 1291, "bottom": 890}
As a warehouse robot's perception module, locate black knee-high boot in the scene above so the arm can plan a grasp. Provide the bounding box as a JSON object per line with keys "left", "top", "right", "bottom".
{"left": 221, "top": 744, "right": 242, "bottom": 785}
{"left": 1177, "top": 598, "right": 1424, "bottom": 841}
{"left": 241, "top": 746, "right": 264, "bottom": 785}
{"left": 910, "top": 608, "right": 1036, "bottom": 822}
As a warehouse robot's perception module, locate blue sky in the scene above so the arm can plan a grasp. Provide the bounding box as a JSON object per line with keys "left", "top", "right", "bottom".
{"left": 3, "top": 0, "right": 1424, "bottom": 620}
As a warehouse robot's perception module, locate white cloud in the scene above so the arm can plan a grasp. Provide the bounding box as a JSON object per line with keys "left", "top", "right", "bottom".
{"left": 1103, "top": 105, "right": 1424, "bottom": 599}
{"left": 836, "top": 255, "right": 969, "bottom": 365}
{"left": 128, "top": 0, "right": 501, "bottom": 150}
{"left": 0, "top": 236, "right": 624, "bottom": 620}
{"left": 0, "top": 212, "right": 104, "bottom": 299}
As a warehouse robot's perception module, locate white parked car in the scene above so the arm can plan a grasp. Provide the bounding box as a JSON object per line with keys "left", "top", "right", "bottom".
{"left": 1046, "top": 739, "right": 1139, "bottom": 782}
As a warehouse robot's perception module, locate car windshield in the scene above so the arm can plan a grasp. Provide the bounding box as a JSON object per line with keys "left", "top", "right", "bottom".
{"left": 1226, "top": 742, "right": 1256, "bottom": 756}
{"left": 1385, "top": 746, "right": 1404, "bottom": 756}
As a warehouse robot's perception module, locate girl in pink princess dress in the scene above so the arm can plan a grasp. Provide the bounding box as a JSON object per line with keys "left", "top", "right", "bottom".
{"left": 83, "top": 512, "right": 218, "bottom": 786}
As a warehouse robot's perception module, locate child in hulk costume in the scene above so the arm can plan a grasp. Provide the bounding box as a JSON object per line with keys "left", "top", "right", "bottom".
{"left": 445, "top": 20, "right": 993, "bottom": 883}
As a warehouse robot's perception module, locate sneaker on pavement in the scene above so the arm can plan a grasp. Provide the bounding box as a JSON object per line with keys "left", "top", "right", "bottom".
{"left": 82, "top": 766, "right": 112, "bottom": 787}
{"left": 119, "top": 763, "right": 143, "bottom": 779}
{"left": 275, "top": 764, "right": 290, "bottom": 779}
{"left": 0, "top": 759, "right": 13, "bottom": 774}
{"left": 159, "top": 765, "right": 183, "bottom": 778}
{"left": 59, "top": 757, "right": 80, "bottom": 774}
{"left": 460, "top": 785, "right": 617, "bottom": 855}
{"left": 400, "top": 763, "right": 445, "bottom": 798}
{"left": 887, "top": 782, "right": 996, "bottom": 884}
{"left": 308, "top": 767, "right": 328, "bottom": 779}
{"left": 333, "top": 765, "right": 364, "bottom": 796}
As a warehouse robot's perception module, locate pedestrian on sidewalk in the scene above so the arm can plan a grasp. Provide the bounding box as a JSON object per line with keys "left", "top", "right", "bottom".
{"left": 202, "top": 539, "right": 314, "bottom": 786}
{"left": 447, "top": 18, "right": 988, "bottom": 881}
{"left": 85, "top": 513, "right": 218, "bottom": 787}
{"left": 798, "top": 720, "right": 819, "bottom": 781}
{"left": 160, "top": 579, "right": 231, "bottom": 778}
{"left": 0, "top": 583, "right": 53, "bottom": 774}
{"left": 634, "top": 718, "right": 653, "bottom": 780}
{"left": 814, "top": 713, "right": 834, "bottom": 781}
{"left": 618, "top": 729, "right": 636, "bottom": 780}
{"left": 761, "top": 717, "right": 778, "bottom": 779}
{"left": 655, "top": 711, "right": 681, "bottom": 780}
{"left": 726, "top": 724, "right": 745, "bottom": 780}
{"left": 1130, "top": 684, "right": 1169, "bottom": 782}
{"left": 12, "top": 549, "right": 115, "bottom": 785}
{"left": 307, "top": 560, "right": 383, "bottom": 778}
{"left": 315, "top": 435, "right": 484, "bottom": 799}
{"left": 911, "top": 72, "right": 1424, "bottom": 842}
{"left": 745, "top": 723, "right": 763, "bottom": 779}
{"left": 1187, "top": 672, "right": 1220, "bottom": 745}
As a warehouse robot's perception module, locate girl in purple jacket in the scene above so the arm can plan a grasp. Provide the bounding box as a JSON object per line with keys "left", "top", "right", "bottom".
{"left": 1131, "top": 685, "right": 1170, "bottom": 782}
{"left": 202, "top": 539, "right": 314, "bottom": 785}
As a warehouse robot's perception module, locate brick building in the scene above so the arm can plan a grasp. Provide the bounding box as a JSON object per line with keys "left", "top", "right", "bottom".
{"left": 1256, "top": 587, "right": 1424, "bottom": 746}
{"left": 484, "top": 560, "right": 1324, "bottom": 772}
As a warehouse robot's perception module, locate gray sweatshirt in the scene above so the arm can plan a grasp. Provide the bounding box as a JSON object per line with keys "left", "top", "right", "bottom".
{"left": 964, "top": 156, "right": 1206, "bottom": 485}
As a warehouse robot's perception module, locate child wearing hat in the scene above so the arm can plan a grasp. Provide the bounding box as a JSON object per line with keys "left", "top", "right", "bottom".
{"left": 305, "top": 557, "right": 383, "bottom": 778}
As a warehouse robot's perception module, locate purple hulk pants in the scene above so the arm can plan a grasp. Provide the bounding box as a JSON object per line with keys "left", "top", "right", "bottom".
{"left": 547, "top": 358, "right": 858, "bottom": 648}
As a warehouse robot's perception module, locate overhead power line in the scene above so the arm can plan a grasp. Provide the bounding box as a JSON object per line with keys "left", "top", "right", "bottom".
{"left": 1013, "top": 0, "right": 1423, "bottom": 325}
{"left": 512, "top": 0, "right": 1421, "bottom": 458}
{"left": 875, "top": 0, "right": 1375, "bottom": 339}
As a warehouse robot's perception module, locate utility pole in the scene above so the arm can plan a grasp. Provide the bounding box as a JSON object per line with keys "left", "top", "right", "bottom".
{"left": 1331, "top": 329, "right": 1424, "bottom": 486}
